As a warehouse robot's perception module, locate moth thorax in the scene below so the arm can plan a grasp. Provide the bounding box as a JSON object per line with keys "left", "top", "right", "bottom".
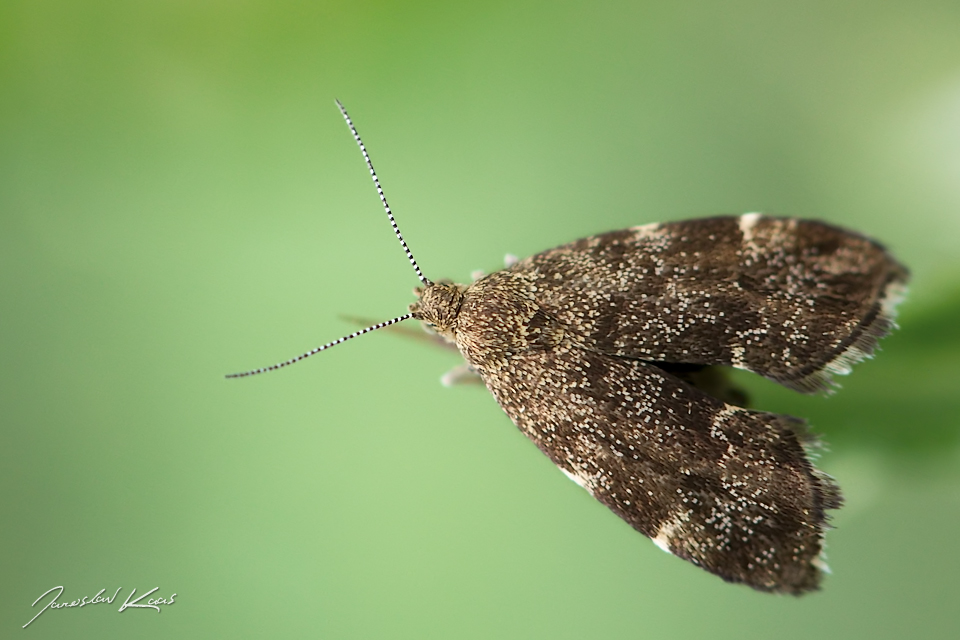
{"left": 410, "top": 282, "right": 465, "bottom": 337}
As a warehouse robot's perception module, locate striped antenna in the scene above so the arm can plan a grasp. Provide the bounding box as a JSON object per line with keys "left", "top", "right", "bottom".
{"left": 226, "top": 104, "right": 432, "bottom": 379}
{"left": 336, "top": 99, "right": 432, "bottom": 286}
{"left": 225, "top": 314, "right": 412, "bottom": 378}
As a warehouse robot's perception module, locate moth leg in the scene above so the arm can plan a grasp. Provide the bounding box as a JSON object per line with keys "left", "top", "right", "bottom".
{"left": 475, "top": 252, "right": 520, "bottom": 280}
{"left": 441, "top": 363, "right": 483, "bottom": 387}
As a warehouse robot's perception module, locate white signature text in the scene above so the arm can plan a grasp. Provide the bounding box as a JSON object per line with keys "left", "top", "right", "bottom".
{"left": 23, "top": 586, "right": 176, "bottom": 628}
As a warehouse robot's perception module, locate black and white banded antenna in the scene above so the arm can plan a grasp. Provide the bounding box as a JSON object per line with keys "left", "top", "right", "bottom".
{"left": 225, "top": 315, "right": 412, "bottom": 378}
{"left": 225, "top": 101, "right": 430, "bottom": 379}
{"left": 336, "top": 99, "right": 431, "bottom": 287}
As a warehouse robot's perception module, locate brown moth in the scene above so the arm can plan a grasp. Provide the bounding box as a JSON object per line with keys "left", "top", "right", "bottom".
{"left": 228, "top": 102, "right": 909, "bottom": 595}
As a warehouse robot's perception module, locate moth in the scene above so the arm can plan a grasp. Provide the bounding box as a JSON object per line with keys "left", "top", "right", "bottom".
{"left": 229, "top": 102, "right": 909, "bottom": 595}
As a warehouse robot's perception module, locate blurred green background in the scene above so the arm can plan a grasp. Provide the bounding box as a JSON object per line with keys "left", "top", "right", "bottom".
{"left": 3, "top": 1, "right": 959, "bottom": 638}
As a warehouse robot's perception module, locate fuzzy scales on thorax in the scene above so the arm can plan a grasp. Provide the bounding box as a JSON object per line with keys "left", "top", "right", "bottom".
{"left": 411, "top": 272, "right": 573, "bottom": 399}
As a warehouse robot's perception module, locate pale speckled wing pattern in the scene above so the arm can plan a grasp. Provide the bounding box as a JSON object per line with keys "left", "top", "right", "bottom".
{"left": 409, "top": 214, "right": 907, "bottom": 594}
{"left": 507, "top": 215, "right": 908, "bottom": 392}
{"left": 479, "top": 345, "right": 840, "bottom": 594}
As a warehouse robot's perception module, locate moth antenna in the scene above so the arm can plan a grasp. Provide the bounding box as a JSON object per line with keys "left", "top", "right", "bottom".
{"left": 336, "top": 99, "right": 432, "bottom": 286}
{"left": 225, "top": 314, "right": 412, "bottom": 378}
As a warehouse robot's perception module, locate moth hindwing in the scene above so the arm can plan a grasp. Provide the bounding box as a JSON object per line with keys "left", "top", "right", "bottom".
{"left": 230, "top": 105, "right": 908, "bottom": 594}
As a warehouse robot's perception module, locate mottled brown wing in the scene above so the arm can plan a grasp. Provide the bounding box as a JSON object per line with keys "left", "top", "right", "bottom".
{"left": 507, "top": 215, "right": 908, "bottom": 392}
{"left": 480, "top": 344, "right": 841, "bottom": 594}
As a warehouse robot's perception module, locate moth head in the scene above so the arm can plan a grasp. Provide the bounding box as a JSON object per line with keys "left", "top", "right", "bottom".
{"left": 410, "top": 282, "right": 465, "bottom": 339}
